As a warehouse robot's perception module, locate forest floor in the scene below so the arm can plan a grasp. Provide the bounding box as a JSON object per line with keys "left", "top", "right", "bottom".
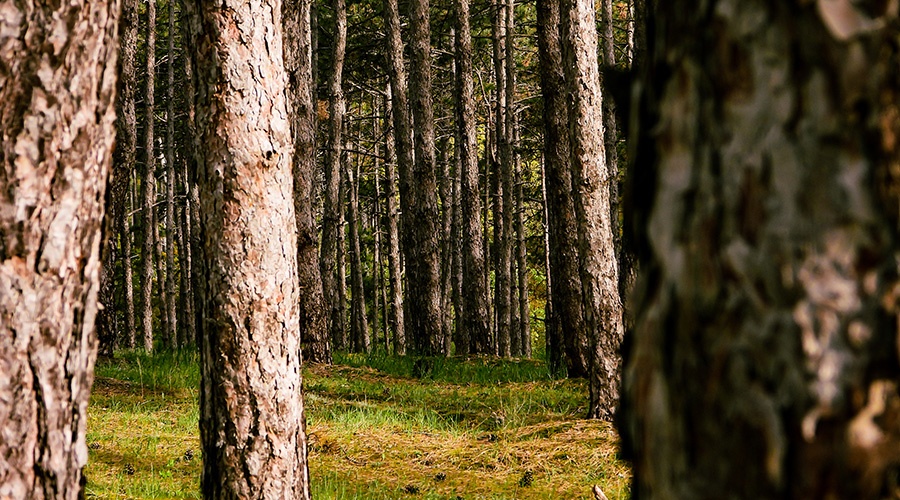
{"left": 85, "top": 351, "right": 630, "bottom": 499}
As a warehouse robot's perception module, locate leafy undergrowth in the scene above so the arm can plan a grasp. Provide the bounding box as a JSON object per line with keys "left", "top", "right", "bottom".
{"left": 86, "top": 350, "right": 630, "bottom": 499}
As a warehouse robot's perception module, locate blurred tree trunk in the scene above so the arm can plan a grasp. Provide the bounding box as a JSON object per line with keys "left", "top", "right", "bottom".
{"left": 453, "top": 0, "right": 491, "bottom": 356}
{"left": 141, "top": 0, "right": 157, "bottom": 352}
{"left": 535, "top": 0, "right": 590, "bottom": 378}
{"left": 184, "top": 0, "right": 311, "bottom": 496}
{"left": 561, "top": 0, "right": 624, "bottom": 419}
{"left": 382, "top": 82, "right": 406, "bottom": 354}
{"left": 0, "top": 1, "right": 119, "bottom": 497}
{"left": 405, "top": 0, "right": 444, "bottom": 356}
{"left": 284, "top": 0, "right": 332, "bottom": 364}
{"left": 164, "top": 0, "right": 178, "bottom": 350}
{"left": 620, "top": 3, "right": 900, "bottom": 497}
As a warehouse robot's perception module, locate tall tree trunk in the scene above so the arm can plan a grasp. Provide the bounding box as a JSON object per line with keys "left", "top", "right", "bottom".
{"left": 439, "top": 137, "right": 454, "bottom": 355}
{"left": 154, "top": 203, "right": 170, "bottom": 347}
{"left": 372, "top": 101, "right": 385, "bottom": 351}
{"left": 492, "top": 0, "right": 512, "bottom": 357}
{"left": 321, "top": 0, "right": 348, "bottom": 351}
{"left": 620, "top": 3, "right": 900, "bottom": 498}
{"left": 336, "top": 166, "right": 349, "bottom": 351}
{"left": 141, "top": 0, "right": 157, "bottom": 352}
{"left": 539, "top": 155, "right": 562, "bottom": 372}
{"left": 406, "top": 0, "right": 445, "bottom": 355}
{"left": 515, "top": 143, "right": 530, "bottom": 357}
{"left": 180, "top": 0, "right": 199, "bottom": 349}
{"left": 505, "top": 0, "right": 524, "bottom": 357}
{"left": 185, "top": 0, "right": 311, "bottom": 496}
{"left": 453, "top": 0, "right": 491, "bottom": 355}
{"left": 347, "top": 158, "right": 369, "bottom": 353}
{"left": 165, "top": 0, "right": 178, "bottom": 350}
{"left": 382, "top": 82, "right": 406, "bottom": 354}
{"left": 561, "top": 0, "right": 624, "bottom": 419}
{"left": 0, "top": 1, "right": 119, "bottom": 497}
{"left": 535, "top": 0, "right": 590, "bottom": 378}
{"left": 284, "top": 0, "right": 332, "bottom": 364}
{"left": 124, "top": 172, "right": 138, "bottom": 348}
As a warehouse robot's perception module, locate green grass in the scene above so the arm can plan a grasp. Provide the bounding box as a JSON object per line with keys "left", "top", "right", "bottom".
{"left": 86, "top": 351, "right": 630, "bottom": 499}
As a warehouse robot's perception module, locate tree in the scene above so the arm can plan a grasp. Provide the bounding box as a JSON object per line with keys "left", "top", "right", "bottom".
{"left": 561, "top": 0, "right": 623, "bottom": 419}
{"left": 140, "top": 0, "right": 158, "bottom": 352}
{"left": 620, "top": 2, "right": 900, "bottom": 497}
{"left": 0, "top": 1, "right": 119, "bottom": 497}
{"left": 184, "top": 0, "right": 310, "bottom": 496}
{"left": 347, "top": 144, "right": 370, "bottom": 353}
{"left": 284, "top": 0, "right": 333, "bottom": 364}
{"left": 382, "top": 82, "right": 407, "bottom": 354}
{"left": 453, "top": 0, "right": 492, "bottom": 355}
{"left": 164, "top": 0, "right": 178, "bottom": 349}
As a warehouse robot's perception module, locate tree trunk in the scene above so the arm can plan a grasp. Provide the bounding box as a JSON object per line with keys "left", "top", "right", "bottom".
{"left": 0, "top": 1, "right": 119, "bottom": 497}
{"left": 453, "top": 0, "right": 491, "bottom": 355}
{"left": 154, "top": 203, "right": 170, "bottom": 347}
{"left": 382, "top": 82, "right": 406, "bottom": 354}
{"left": 284, "top": 0, "right": 332, "bottom": 364}
{"left": 405, "top": 0, "right": 445, "bottom": 356}
{"left": 561, "top": 0, "right": 624, "bottom": 419}
{"left": 141, "top": 0, "right": 157, "bottom": 352}
{"left": 347, "top": 153, "right": 370, "bottom": 353}
{"left": 535, "top": 0, "right": 590, "bottom": 378}
{"left": 184, "top": 0, "right": 311, "bottom": 496}
{"left": 539, "top": 155, "right": 562, "bottom": 373}
{"left": 120, "top": 0, "right": 139, "bottom": 351}
{"left": 165, "top": 0, "right": 178, "bottom": 350}
{"left": 180, "top": 0, "right": 199, "bottom": 349}
{"left": 492, "top": 0, "right": 512, "bottom": 358}
{"left": 321, "top": 0, "right": 348, "bottom": 352}
{"left": 439, "top": 137, "right": 454, "bottom": 355}
{"left": 620, "top": 3, "right": 900, "bottom": 498}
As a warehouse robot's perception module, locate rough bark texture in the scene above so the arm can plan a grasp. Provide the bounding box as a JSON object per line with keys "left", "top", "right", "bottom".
{"left": 561, "top": 0, "right": 624, "bottom": 419}
{"left": 140, "top": 0, "right": 157, "bottom": 352}
{"left": 284, "top": 0, "right": 332, "bottom": 364}
{"left": 453, "top": 0, "right": 491, "bottom": 355}
{"left": 179, "top": 0, "right": 199, "bottom": 348}
{"left": 620, "top": 2, "right": 900, "bottom": 498}
{"left": 439, "top": 138, "right": 454, "bottom": 355}
{"left": 535, "top": 0, "right": 590, "bottom": 378}
{"left": 165, "top": 0, "right": 178, "bottom": 350}
{"left": 0, "top": 1, "right": 119, "bottom": 497}
{"left": 347, "top": 161, "right": 370, "bottom": 353}
{"left": 321, "top": 0, "right": 348, "bottom": 351}
{"left": 405, "top": 0, "right": 444, "bottom": 355}
{"left": 120, "top": 0, "right": 139, "bottom": 349}
{"left": 382, "top": 82, "right": 406, "bottom": 354}
{"left": 185, "top": 0, "right": 311, "bottom": 497}
{"left": 492, "top": 0, "right": 512, "bottom": 358}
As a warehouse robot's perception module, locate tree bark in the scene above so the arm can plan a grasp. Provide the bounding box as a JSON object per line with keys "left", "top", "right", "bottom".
{"left": 382, "top": 82, "right": 406, "bottom": 354}
{"left": 439, "top": 137, "right": 454, "bottom": 355}
{"left": 620, "top": 2, "right": 900, "bottom": 498}
{"left": 453, "top": 0, "right": 491, "bottom": 355}
{"left": 492, "top": 0, "right": 512, "bottom": 357}
{"left": 561, "top": 0, "right": 624, "bottom": 419}
{"left": 165, "top": 0, "right": 178, "bottom": 350}
{"left": 184, "top": 0, "right": 311, "bottom": 496}
{"left": 284, "top": 0, "right": 332, "bottom": 364}
{"left": 347, "top": 147, "right": 369, "bottom": 353}
{"left": 321, "top": 0, "right": 348, "bottom": 351}
{"left": 535, "top": 0, "right": 590, "bottom": 378}
{"left": 405, "top": 0, "right": 445, "bottom": 355}
{"left": 141, "top": 0, "right": 157, "bottom": 352}
{"left": 0, "top": 1, "right": 119, "bottom": 497}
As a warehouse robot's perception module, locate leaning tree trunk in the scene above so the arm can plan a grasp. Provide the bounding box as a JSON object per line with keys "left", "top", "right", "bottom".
{"left": 0, "top": 1, "right": 119, "bottom": 497}
{"left": 405, "top": 0, "right": 445, "bottom": 356}
{"left": 140, "top": 0, "right": 157, "bottom": 352}
{"left": 560, "top": 0, "right": 624, "bottom": 419}
{"left": 185, "top": 0, "right": 311, "bottom": 497}
{"left": 453, "top": 0, "right": 492, "bottom": 355}
{"left": 620, "top": 2, "right": 900, "bottom": 498}
{"left": 321, "top": 0, "right": 348, "bottom": 351}
{"left": 284, "top": 0, "right": 332, "bottom": 364}
{"left": 535, "top": 0, "right": 590, "bottom": 378}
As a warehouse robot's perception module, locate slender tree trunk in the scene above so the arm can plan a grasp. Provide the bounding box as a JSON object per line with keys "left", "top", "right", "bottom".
{"left": 372, "top": 105, "right": 385, "bottom": 351}
{"left": 336, "top": 167, "right": 349, "bottom": 350}
{"left": 515, "top": 143, "right": 529, "bottom": 357}
{"left": 0, "top": 1, "right": 119, "bottom": 497}
{"left": 621, "top": 2, "right": 900, "bottom": 498}
{"left": 180, "top": 0, "right": 199, "bottom": 349}
{"left": 453, "top": 0, "right": 491, "bottom": 355}
{"left": 125, "top": 173, "right": 137, "bottom": 348}
{"left": 154, "top": 204, "right": 170, "bottom": 347}
{"left": 185, "top": 0, "right": 311, "bottom": 495}
{"left": 439, "top": 137, "right": 454, "bottom": 355}
{"left": 165, "top": 0, "right": 178, "bottom": 350}
{"left": 536, "top": 0, "right": 590, "bottom": 377}
{"left": 539, "top": 155, "right": 562, "bottom": 372}
{"left": 347, "top": 146, "right": 369, "bottom": 353}
{"left": 321, "top": 0, "right": 348, "bottom": 351}
{"left": 141, "top": 0, "right": 157, "bottom": 352}
{"left": 561, "top": 0, "right": 624, "bottom": 419}
{"left": 506, "top": 0, "right": 524, "bottom": 357}
{"left": 382, "top": 83, "right": 406, "bottom": 354}
{"left": 492, "top": 0, "right": 512, "bottom": 357}
{"left": 406, "top": 0, "right": 445, "bottom": 355}
{"left": 284, "top": 0, "right": 332, "bottom": 364}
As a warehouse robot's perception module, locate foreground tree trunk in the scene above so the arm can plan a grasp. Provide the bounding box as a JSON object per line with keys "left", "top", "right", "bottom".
{"left": 185, "top": 0, "right": 310, "bottom": 496}
{"left": 453, "top": 0, "right": 491, "bottom": 355}
{"left": 561, "top": 0, "right": 623, "bottom": 419}
{"left": 620, "top": 2, "right": 900, "bottom": 498}
{"left": 535, "top": 0, "right": 590, "bottom": 377}
{"left": 0, "top": 1, "right": 119, "bottom": 497}
{"left": 284, "top": 0, "right": 332, "bottom": 364}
